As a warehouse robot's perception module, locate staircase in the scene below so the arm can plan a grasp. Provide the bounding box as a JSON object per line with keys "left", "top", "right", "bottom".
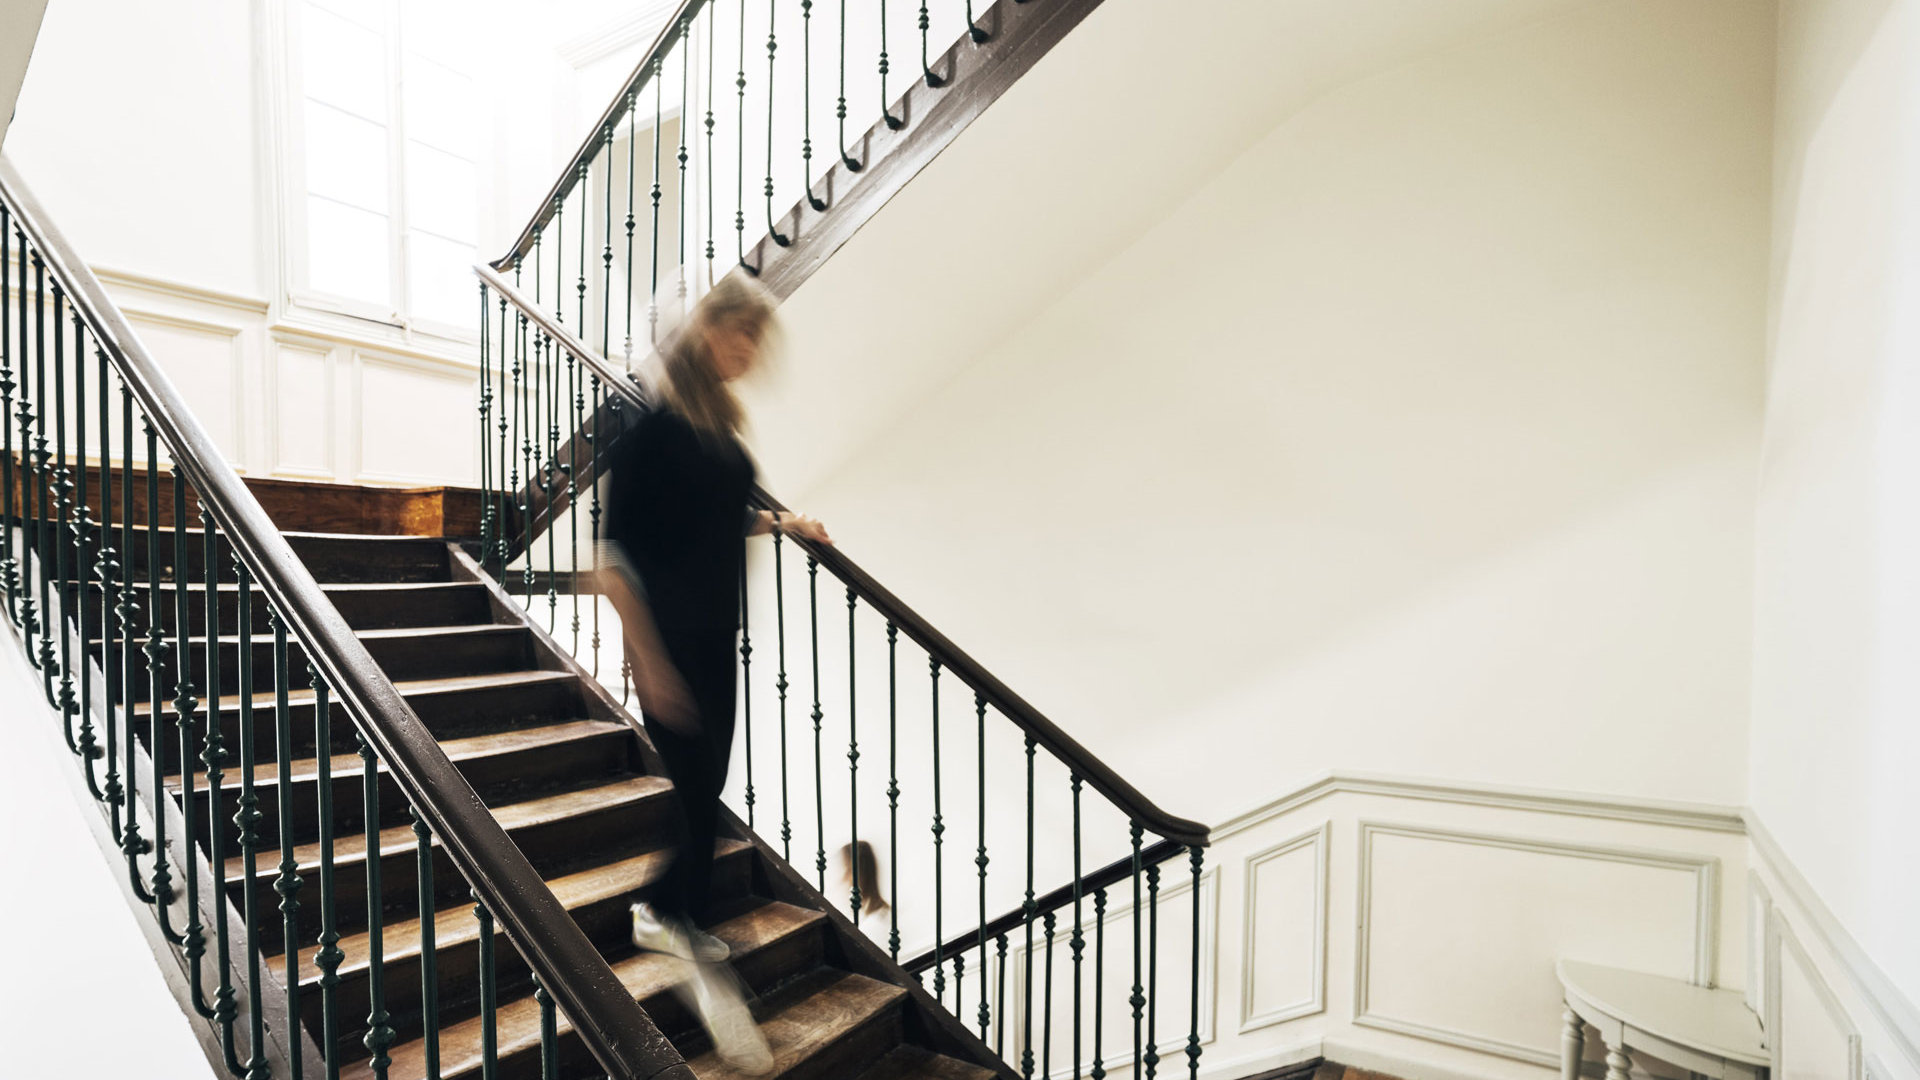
{"left": 0, "top": 1, "right": 1209, "bottom": 1078}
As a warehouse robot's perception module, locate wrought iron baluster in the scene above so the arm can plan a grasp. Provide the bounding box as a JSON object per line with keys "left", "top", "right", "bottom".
{"left": 651, "top": 58, "right": 664, "bottom": 342}
{"left": 477, "top": 891, "right": 499, "bottom": 1080}
{"left": 930, "top": 656, "right": 945, "bottom": 998}
{"left": 766, "top": 0, "right": 790, "bottom": 246}
{"left": 361, "top": 726, "right": 395, "bottom": 1079}
{"left": 74, "top": 321, "right": 101, "bottom": 798}
{"left": 118, "top": 380, "right": 153, "bottom": 905}
{"left": 741, "top": 557, "right": 754, "bottom": 828}
{"left": 171, "top": 470, "right": 208, "bottom": 1017}
{"left": 1130, "top": 823, "right": 1145, "bottom": 1078}
{"left": 886, "top": 620, "right": 899, "bottom": 961}
{"left": 966, "top": 0, "right": 989, "bottom": 43}
{"left": 954, "top": 950, "right": 964, "bottom": 1012}
{"left": 774, "top": 527, "right": 791, "bottom": 859}
{"left": 1145, "top": 863, "right": 1159, "bottom": 1080}
{"left": 1187, "top": 847, "right": 1204, "bottom": 1080}
{"left": 976, "top": 691, "right": 991, "bottom": 1038}
{"left": 577, "top": 163, "right": 589, "bottom": 339}
{"left": 736, "top": 0, "right": 748, "bottom": 268}
{"left": 847, "top": 586, "right": 859, "bottom": 921}
{"left": 919, "top": 0, "right": 943, "bottom": 87}
{"left": 478, "top": 284, "right": 492, "bottom": 573}
{"left": 838, "top": 0, "right": 861, "bottom": 169}
{"left": 567, "top": 347, "right": 580, "bottom": 656}
{"left": 626, "top": 93, "right": 637, "bottom": 364}
{"left": 678, "top": 24, "right": 691, "bottom": 308}
{"left": 878, "top": 0, "right": 900, "bottom": 130}
{"left": 53, "top": 300, "right": 78, "bottom": 744}
{"left": 413, "top": 806, "right": 441, "bottom": 1080}
{"left": 1071, "top": 773, "right": 1084, "bottom": 1080}
{"left": 1092, "top": 887, "right": 1107, "bottom": 1080}
{"left": 145, "top": 420, "right": 183, "bottom": 944}
{"left": 996, "top": 933, "right": 1009, "bottom": 1057}
{"left": 314, "top": 674, "right": 344, "bottom": 1080}
{"left": 589, "top": 374, "right": 603, "bottom": 677}
{"left": 705, "top": 5, "right": 716, "bottom": 279}
{"left": 16, "top": 249, "right": 38, "bottom": 662}
{"left": 537, "top": 978, "right": 558, "bottom": 1080}
{"left": 603, "top": 124, "right": 614, "bottom": 364}
{"left": 808, "top": 555, "right": 824, "bottom": 890}
{"left": 270, "top": 609, "right": 304, "bottom": 1079}
{"left": 1023, "top": 733, "right": 1036, "bottom": 1079}
{"left": 0, "top": 210, "right": 13, "bottom": 625}
{"left": 801, "top": 0, "right": 827, "bottom": 211}
{"left": 31, "top": 264, "right": 53, "bottom": 690}
{"left": 236, "top": 560, "right": 268, "bottom": 1080}
{"left": 99, "top": 349, "right": 122, "bottom": 842}
{"left": 1042, "top": 909, "right": 1057, "bottom": 1080}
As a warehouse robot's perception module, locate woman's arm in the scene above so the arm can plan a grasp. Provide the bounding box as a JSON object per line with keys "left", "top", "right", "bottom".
{"left": 746, "top": 508, "right": 833, "bottom": 544}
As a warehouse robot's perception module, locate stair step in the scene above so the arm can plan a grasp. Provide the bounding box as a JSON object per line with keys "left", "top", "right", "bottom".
{"left": 221, "top": 774, "right": 675, "bottom": 885}
{"left": 348, "top": 902, "right": 830, "bottom": 1080}
{"left": 172, "top": 718, "right": 626, "bottom": 794}
{"left": 281, "top": 839, "right": 756, "bottom": 988}
{"left": 685, "top": 969, "right": 909, "bottom": 1080}
{"left": 102, "top": 623, "right": 530, "bottom": 700}
{"left": 850, "top": 1046, "right": 999, "bottom": 1080}
{"left": 70, "top": 580, "right": 494, "bottom": 634}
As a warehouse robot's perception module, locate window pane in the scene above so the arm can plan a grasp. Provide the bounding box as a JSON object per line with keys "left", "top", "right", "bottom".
{"left": 305, "top": 101, "right": 390, "bottom": 212}
{"left": 400, "top": 0, "right": 478, "bottom": 68}
{"left": 308, "top": 197, "right": 391, "bottom": 307}
{"left": 402, "top": 54, "right": 475, "bottom": 158}
{"left": 405, "top": 142, "right": 475, "bottom": 243}
{"left": 303, "top": 3, "right": 387, "bottom": 122}
{"left": 408, "top": 230, "right": 478, "bottom": 326}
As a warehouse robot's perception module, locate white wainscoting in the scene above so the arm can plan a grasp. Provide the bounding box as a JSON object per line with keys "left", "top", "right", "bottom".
{"left": 96, "top": 266, "right": 480, "bottom": 487}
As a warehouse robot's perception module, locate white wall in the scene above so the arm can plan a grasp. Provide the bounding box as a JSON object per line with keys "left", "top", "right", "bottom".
{"left": 0, "top": 0, "right": 49, "bottom": 152}
{"left": 766, "top": 0, "right": 1772, "bottom": 823}
{"left": 1749, "top": 0, "right": 1920, "bottom": 1073}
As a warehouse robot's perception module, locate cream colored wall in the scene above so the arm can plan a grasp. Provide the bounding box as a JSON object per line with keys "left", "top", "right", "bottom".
{"left": 1748, "top": 0, "right": 1920, "bottom": 1073}
{"left": 768, "top": 0, "right": 1771, "bottom": 821}
{"left": 0, "top": 0, "right": 49, "bottom": 152}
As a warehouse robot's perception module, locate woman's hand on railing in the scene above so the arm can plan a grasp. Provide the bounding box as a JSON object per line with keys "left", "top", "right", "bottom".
{"left": 755, "top": 509, "right": 833, "bottom": 545}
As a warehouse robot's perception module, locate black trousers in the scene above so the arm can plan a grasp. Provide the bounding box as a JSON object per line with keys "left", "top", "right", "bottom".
{"left": 636, "top": 624, "right": 738, "bottom": 924}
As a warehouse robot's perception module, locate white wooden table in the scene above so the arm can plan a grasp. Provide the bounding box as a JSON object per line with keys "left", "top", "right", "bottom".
{"left": 1558, "top": 960, "right": 1769, "bottom": 1080}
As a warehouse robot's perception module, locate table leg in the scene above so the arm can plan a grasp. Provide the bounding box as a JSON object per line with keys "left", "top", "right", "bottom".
{"left": 1605, "top": 1047, "right": 1632, "bottom": 1080}
{"left": 1561, "top": 1005, "right": 1586, "bottom": 1080}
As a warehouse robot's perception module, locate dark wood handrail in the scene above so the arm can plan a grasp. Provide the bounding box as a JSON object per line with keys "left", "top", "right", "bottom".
{"left": 478, "top": 263, "right": 1209, "bottom": 849}
{"left": 490, "top": 0, "right": 706, "bottom": 271}
{"left": 1, "top": 157, "right": 693, "bottom": 1080}
{"left": 900, "top": 838, "right": 1188, "bottom": 974}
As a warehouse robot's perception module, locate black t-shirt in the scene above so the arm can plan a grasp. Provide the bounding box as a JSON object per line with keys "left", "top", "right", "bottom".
{"left": 604, "top": 406, "right": 756, "bottom": 634}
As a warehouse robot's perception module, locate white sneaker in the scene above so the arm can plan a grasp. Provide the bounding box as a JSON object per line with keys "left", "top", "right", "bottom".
{"left": 630, "top": 902, "right": 731, "bottom": 962}
{"left": 675, "top": 959, "right": 774, "bottom": 1076}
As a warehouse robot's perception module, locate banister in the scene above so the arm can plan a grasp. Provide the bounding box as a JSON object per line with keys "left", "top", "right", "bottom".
{"left": 478, "top": 262, "right": 1210, "bottom": 850}
{"left": 490, "top": 0, "right": 707, "bottom": 272}
{"left": 899, "top": 837, "right": 1188, "bottom": 974}
{"left": 1, "top": 157, "right": 693, "bottom": 1080}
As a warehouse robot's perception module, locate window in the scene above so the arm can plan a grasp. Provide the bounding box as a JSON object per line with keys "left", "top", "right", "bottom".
{"left": 290, "top": 0, "right": 482, "bottom": 332}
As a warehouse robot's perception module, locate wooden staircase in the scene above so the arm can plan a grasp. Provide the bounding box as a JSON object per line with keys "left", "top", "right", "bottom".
{"left": 97, "top": 521, "right": 1008, "bottom": 1080}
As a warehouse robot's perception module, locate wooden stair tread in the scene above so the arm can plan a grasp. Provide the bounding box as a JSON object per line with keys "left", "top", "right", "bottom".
{"left": 220, "top": 774, "right": 673, "bottom": 883}
{"left": 132, "top": 668, "right": 576, "bottom": 718}
{"left": 276, "top": 839, "right": 755, "bottom": 984}
{"left": 95, "top": 623, "right": 514, "bottom": 648}
{"left": 120, "top": 581, "right": 485, "bottom": 594}
{"left": 851, "top": 1046, "right": 999, "bottom": 1080}
{"left": 349, "top": 902, "right": 828, "bottom": 1080}
{"left": 171, "top": 718, "right": 624, "bottom": 792}
{"left": 687, "top": 970, "right": 908, "bottom": 1080}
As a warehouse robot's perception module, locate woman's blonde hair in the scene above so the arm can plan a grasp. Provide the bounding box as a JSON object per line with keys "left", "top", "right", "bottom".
{"left": 656, "top": 274, "right": 779, "bottom": 440}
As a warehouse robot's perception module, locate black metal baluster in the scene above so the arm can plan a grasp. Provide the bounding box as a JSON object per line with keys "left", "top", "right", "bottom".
{"left": 1130, "top": 824, "right": 1145, "bottom": 1078}
{"left": 537, "top": 978, "right": 559, "bottom": 1080}
{"left": 236, "top": 560, "right": 268, "bottom": 1080}
{"left": 801, "top": 0, "right": 827, "bottom": 211}
{"left": 361, "top": 726, "right": 394, "bottom": 1078}
{"left": 99, "top": 349, "right": 122, "bottom": 844}
{"left": 119, "top": 381, "right": 153, "bottom": 905}
{"left": 1071, "top": 774, "right": 1084, "bottom": 1080}
{"left": 838, "top": 0, "right": 862, "bottom": 168}
{"left": 1023, "top": 733, "right": 1036, "bottom": 1079}
{"left": 678, "top": 25, "right": 691, "bottom": 308}
{"left": 774, "top": 527, "right": 791, "bottom": 859}
{"left": 1187, "top": 847, "right": 1204, "bottom": 1080}
{"left": 966, "top": 0, "right": 988, "bottom": 42}
{"left": 808, "top": 555, "right": 824, "bottom": 890}
{"left": 1145, "top": 863, "right": 1159, "bottom": 1080}
{"left": 476, "top": 891, "right": 499, "bottom": 1080}
{"left": 146, "top": 420, "right": 182, "bottom": 943}
{"left": 0, "top": 209, "right": 13, "bottom": 626}
{"left": 270, "top": 609, "right": 304, "bottom": 1079}
{"left": 577, "top": 162, "right": 589, "bottom": 340}
{"left": 705, "top": 5, "right": 717, "bottom": 280}
{"left": 46, "top": 284, "right": 70, "bottom": 713}
{"left": 543, "top": 335, "right": 559, "bottom": 631}
{"left": 567, "top": 346, "right": 580, "bottom": 656}
{"left": 553, "top": 199, "right": 565, "bottom": 326}
{"left": 74, "top": 322, "right": 101, "bottom": 798}
{"left": 847, "top": 587, "right": 860, "bottom": 921}
{"left": 976, "top": 691, "right": 990, "bottom": 1039}
{"left": 602, "top": 123, "right": 614, "bottom": 364}
{"left": 1042, "top": 909, "right": 1057, "bottom": 1080}
{"left": 16, "top": 247, "right": 37, "bottom": 661}
{"left": 1092, "top": 887, "right": 1106, "bottom": 1080}
{"left": 650, "top": 58, "right": 663, "bottom": 343}
{"left": 32, "top": 266, "right": 54, "bottom": 690}
{"left": 625, "top": 93, "right": 636, "bottom": 364}
{"left": 203, "top": 511, "right": 240, "bottom": 1071}
{"left": 741, "top": 557, "right": 755, "bottom": 829}
{"left": 954, "top": 950, "right": 965, "bottom": 1012}
{"left": 495, "top": 294, "right": 511, "bottom": 578}
{"left": 996, "top": 933, "right": 1009, "bottom": 1057}
{"left": 878, "top": 0, "right": 900, "bottom": 130}
{"left": 589, "top": 373, "right": 603, "bottom": 677}
{"left": 413, "top": 807, "right": 441, "bottom": 1080}
{"left": 919, "top": 0, "right": 943, "bottom": 87}
{"left": 172, "top": 469, "right": 208, "bottom": 1018}
{"left": 314, "top": 673, "right": 343, "bottom": 1080}
{"left": 478, "top": 284, "right": 492, "bottom": 573}
{"left": 765, "top": 0, "right": 790, "bottom": 246}
{"left": 736, "top": 0, "right": 748, "bottom": 268}
{"left": 886, "top": 620, "right": 900, "bottom": 961}
{"left": 930, "top": 657, "right": 945, "bottom": 999}
{"left": 514, "top": 303, "right": 530, "bottom": 607}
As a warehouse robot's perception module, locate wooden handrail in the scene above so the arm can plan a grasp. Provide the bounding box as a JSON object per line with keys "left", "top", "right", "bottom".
{"left": 490, "top": 0, "right": 706, "bottom": 271}
{"left": 899, "top": 838, "right": 1188, "bottom": 974}
{"left": 1, "top": 157, "right": 693, "bottom": 1080}
{"left": 478, "top": 263, "right": 1209, "bottom": 850}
